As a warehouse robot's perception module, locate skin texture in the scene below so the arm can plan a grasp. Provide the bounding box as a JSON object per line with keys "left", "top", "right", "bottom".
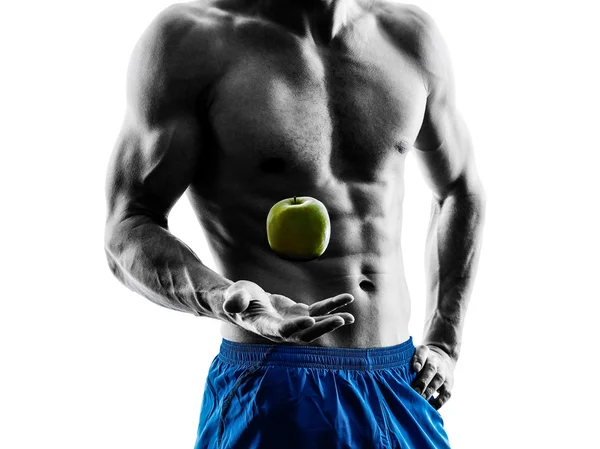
{"left": 104, "top": 0, "right": 486, "bottom": 410}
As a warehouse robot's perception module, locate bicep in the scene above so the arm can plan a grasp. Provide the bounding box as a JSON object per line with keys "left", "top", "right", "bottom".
{"left": 414, "top": 104, "right": 476, "bottom": 200}
{"left": 106, "top": 113, "right": 203, "bottom": 228}
{"left": 411, "top": 10, "right": 480, "bottom": 200}
{"left": 105, "top": 10, "right": 207, "bottom": 228}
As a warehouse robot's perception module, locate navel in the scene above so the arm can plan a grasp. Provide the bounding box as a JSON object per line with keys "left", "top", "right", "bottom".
{"left": 359, "top": 279, "right": 376, "bottom": 292}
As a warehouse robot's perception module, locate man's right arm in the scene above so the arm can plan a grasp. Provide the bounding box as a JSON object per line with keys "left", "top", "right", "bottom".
{"left": 104, "top": 6, "right": 356, "bottom": 343}
{"left": 104, "top": 7, "right": 233, "bottom": 319}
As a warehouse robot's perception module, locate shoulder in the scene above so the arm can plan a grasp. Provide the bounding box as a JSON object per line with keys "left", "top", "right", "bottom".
{"left": 372, "top": 2, "right": 434, "bottom": 35}
{"left": 132, "top": 1, "right": 233, "bottom": 74}
{"left": 126, "top": 1, "right": 235, "bottom": 117}
{"left": 372, "top": 2, "right": 451, "bottom": 89}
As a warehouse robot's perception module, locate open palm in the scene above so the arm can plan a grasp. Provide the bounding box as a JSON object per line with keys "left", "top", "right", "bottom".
{"left": 223, "top": 280, "right": 355, "bottom": 344}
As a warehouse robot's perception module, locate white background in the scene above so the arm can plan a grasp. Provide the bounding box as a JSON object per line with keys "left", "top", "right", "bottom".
{"left": 2, "top": 0, "right": 598, "bottom": 447}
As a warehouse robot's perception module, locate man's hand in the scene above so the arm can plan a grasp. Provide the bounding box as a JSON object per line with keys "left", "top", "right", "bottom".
{"left": 411, "top": 344, "right": 456, "bottom": 410}
{"left": 222, "top": 280, "right": 355, "bottom": 344}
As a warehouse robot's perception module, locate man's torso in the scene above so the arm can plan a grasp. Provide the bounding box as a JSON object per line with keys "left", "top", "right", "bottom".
{"left": 167, "top": 0, "right": 429, "bottom": 347}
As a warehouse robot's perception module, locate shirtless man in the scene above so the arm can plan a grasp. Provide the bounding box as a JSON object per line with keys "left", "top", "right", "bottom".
{"left": 104, "top": 0, "right": 485, "bottom": 447}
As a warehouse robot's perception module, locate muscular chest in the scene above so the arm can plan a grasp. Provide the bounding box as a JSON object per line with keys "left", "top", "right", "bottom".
{"left": 207, "top": 20, "right": 427, "bottom": 184}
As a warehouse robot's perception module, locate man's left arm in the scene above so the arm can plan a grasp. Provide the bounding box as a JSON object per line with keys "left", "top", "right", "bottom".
{"left": 409, "top": 8, "right": 487, "bottom": 410}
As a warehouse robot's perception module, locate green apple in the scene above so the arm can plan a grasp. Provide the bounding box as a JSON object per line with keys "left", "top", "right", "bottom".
{"left": 266, "top": 196, "right": 331, "bottom": 261}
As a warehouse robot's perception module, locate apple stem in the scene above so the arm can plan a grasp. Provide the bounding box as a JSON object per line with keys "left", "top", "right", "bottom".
{"left": 294, "top": 196, "right": 297, "bottom": 204}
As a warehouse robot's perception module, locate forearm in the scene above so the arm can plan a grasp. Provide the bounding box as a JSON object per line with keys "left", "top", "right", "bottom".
{"left": 422, "top": 187, "right": 486, "bottom": 361}
{"left": 105, "top": 215, "right": 234, "bottom": 320}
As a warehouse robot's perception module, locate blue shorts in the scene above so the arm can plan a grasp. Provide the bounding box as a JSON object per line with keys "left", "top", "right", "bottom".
{"left": 194, "top": 337, "right": 451, "bottom": 449}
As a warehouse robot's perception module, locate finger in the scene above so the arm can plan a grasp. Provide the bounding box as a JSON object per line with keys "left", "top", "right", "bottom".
{"left": 223, "top": 289, "right": 251, "bottom": 313}
{"left": 278, "top": 316, "right": 316, "bottom": 338}
{"left": 411, "top": 360, "right": 438, "bottom": 396}
{"left": 296, "top": 316, "right": 346, "bottom": 343}
{"left": 430, "top": 385, "right": 452, "bottom": 410}
{"left": 312, "top": 312, "right": 355, "bottom": 324}
{"left": 423, "top": 373, "right": 445, "bottom": 400}
{"left": 308, "top": 294, "right": 354, "bottom": 316}
{"left": 411, "top": 344, "right": 429, "bottom": 372}
{"left": 269, "top": 294, "right": 301, "bottom": 310}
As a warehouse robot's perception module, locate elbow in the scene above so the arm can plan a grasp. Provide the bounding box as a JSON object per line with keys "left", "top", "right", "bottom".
{"left": 470, "top": 179, "right": 487, "bottom": 215}
{"left": 440, "top": 174, "right": 486, "bottom": 205}
{"left": 436, "top": 175, "right": 487, "bottom": 225}
{"left": 103, "top": 209, "right": 138, "bottom": 263}
{"left": 466, "top": 180, "right": 486, "bottom": 210}
{"left": 104, "top": 229, "right": 118, "bottom": 277}
{"left": 458, "top": 182, "right": 486, "bottom": 221}
{"left": 104, "top": 219, "right": 124, "bottom": 278}
{"left": 104, "top": 217, "right": 117, "bottom": 258}
{"left": 459, "top": 181, "right": 486, "bottom": 228}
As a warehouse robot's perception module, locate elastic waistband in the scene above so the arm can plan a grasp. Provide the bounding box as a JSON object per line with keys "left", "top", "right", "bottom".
{"left": 218, "top": 337, "right": 415, "bottom": 370}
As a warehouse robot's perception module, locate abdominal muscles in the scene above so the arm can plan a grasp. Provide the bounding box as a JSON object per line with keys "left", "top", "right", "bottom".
{"left": 209, "top": 199, "right": 413, "bottom": 348}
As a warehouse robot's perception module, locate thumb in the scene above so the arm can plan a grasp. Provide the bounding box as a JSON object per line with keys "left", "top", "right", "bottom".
{"left": 223, "top": 286, "right": 251, "bottom": 314}
{"left": 412, "top": 344, "right": 430, "bottom": 372}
